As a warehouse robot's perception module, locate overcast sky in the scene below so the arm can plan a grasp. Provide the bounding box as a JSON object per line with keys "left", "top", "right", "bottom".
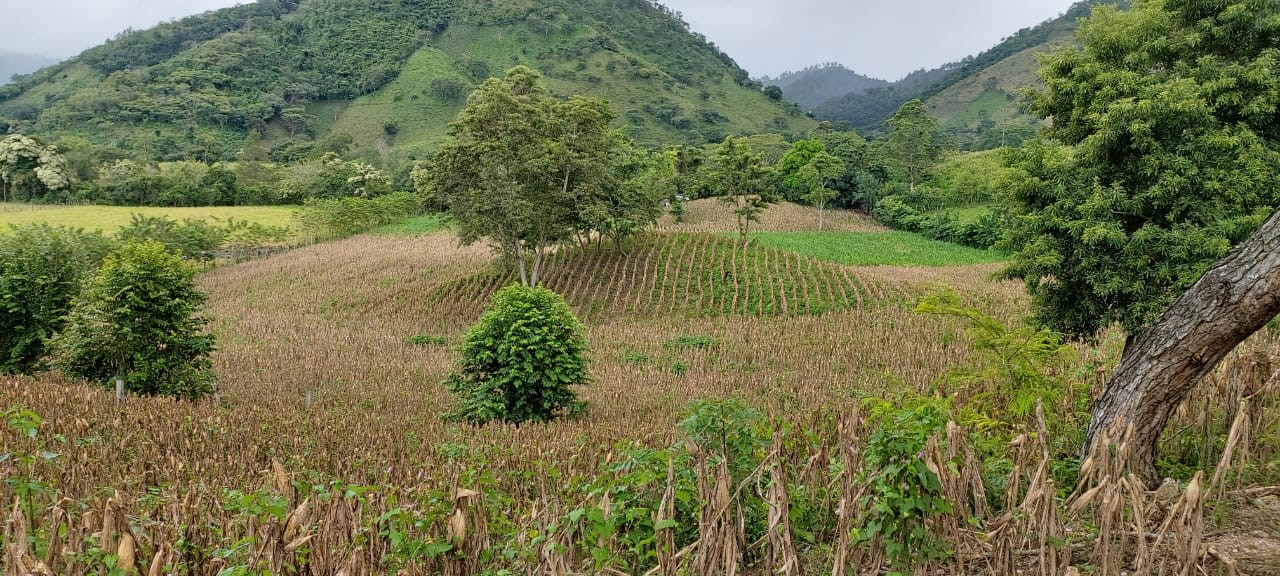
{"left": 0, "top": 0, "right": 1079, "bottom": 80}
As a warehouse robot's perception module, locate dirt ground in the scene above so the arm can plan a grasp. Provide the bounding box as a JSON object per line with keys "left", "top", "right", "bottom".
{"left": 1207, "top": 491, "right": 1280, "bottom": 575}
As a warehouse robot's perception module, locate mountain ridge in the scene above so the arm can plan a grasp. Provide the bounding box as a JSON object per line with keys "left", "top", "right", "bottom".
{"left": 0, "top": 0, "right": 812, "bottom": 163}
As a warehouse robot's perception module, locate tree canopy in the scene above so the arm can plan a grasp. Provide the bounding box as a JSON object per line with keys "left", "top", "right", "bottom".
{"left": 706, "top": 135, "right": 774, "bottom": 243}
{"left": 885, "top": 99, "right": 946, "bottom": 195}
{"left": 1001, "top": 0, "right": 1280, "bottom": 341}
{"left": 425, "top": 66, "right": 659, "bottom": 286}
{"left": 52, "top": 241, "right": 216, "bottom": 399}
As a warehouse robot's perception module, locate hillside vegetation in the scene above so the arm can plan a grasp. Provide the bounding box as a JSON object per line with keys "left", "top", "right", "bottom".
{"left": 0, "top": 0, "right": 811, "bottom": 162}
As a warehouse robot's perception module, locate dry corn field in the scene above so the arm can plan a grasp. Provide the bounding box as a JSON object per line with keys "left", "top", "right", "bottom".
{"left": 3, "top": 226, "right": 1280, "bottom": 575}
{"left": 430, "top": 233, "right": 901, "bottom": 320}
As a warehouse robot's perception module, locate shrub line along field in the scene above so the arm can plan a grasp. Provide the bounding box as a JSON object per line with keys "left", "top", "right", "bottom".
{"left": 655, "top": 199, "right": 889, "bottom": 233}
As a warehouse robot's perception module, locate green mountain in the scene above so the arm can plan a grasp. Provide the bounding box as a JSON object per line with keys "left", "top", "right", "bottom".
{"left": 0, "top": 53, "right": 59, "bottom": 86}
{"left": 815, "top": 0, "right": 1117, "bottom": 147}
{"left": 762, "top": 63, "right": 889, "bottom": 110}
{"left": 0, "top": 0, "right": 811, "bottom": 163}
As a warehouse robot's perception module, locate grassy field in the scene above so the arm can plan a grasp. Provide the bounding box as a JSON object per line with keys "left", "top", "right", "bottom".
{"left": 372, "top": 213, "right": 450, "bottom": 236}
{"left": 0, "top": 203, "right": 299, "bottom": 234}
{"left": 656, "top": 199, "right": 887, "bottom": 233}
{"left": 751, "top": 230, "right": 1007, "bottom": 266}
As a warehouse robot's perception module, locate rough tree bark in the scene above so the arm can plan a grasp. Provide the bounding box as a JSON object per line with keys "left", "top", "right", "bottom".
{"left": 1085, "top": 208, "right": 1280, "bottom": 484}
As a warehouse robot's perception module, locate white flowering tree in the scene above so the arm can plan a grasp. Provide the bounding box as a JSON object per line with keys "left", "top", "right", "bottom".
{"left": 0, "top": 134, "right": 70, "bottom": 202}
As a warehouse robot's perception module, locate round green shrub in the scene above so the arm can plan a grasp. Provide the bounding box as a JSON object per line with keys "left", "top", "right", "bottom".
{"left": 445, "top": 284, "right": 588, "bottom": 424}
{"left": 52, "top": 240, "right": 216, "bottom": 400}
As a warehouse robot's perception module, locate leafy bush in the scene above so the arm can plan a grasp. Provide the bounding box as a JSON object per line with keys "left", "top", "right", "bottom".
{"left": 430, "top": 78, "right": 467, "bottom": 100}
{"left": 0, "top": 225, "right": 114, "bottom": 374}
{"left": 858, "top": 400, "right": 952, "bottom": 570}
{"left": 217, "top": 218, "right": 292, "bottom": 259}
{"left": 679, "top": 398, "right": 765, "bottom": 478}
{"left": 444, "top": 285, "right": 589, "bottom": 424}
{"left": 870, "top": 196, "right": 921, "bottom": 229}
{"left": 52, "top": 241, "right": 216, "bottom": 399}
{"left": 915, "top": 289, "right": 1084, "bottom": 445}
{"left": 293, "top": 191, "right": 423, "bottom": 239}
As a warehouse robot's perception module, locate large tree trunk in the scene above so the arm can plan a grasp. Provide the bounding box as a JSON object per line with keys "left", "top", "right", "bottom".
{"left": 1085, "top": 209, "right": 1280, "bottom": 484}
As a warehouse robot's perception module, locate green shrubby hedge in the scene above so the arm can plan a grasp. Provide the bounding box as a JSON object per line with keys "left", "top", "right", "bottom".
{"left": 872, "top": 196, "right": 1003, "bottom": 249}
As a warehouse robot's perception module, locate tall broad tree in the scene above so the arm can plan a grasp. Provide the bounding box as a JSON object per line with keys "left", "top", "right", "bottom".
{"left": 707, "top": 135, "right": 774, "bottom": 244}
{"left": 428, "top": 66, "right": 620, "bottom": 287}
{"left": 1088, "top": 209, "right": 1280, "bottom": 482}
{"left": 1001, "top": 0, "right": 1280, "bottom": 479}
{"left": 548, "top": 96, "right": 627, "bottom": 248}
{"left": 579, "top": 139, "right": 666, "bottom": 250}
{"left": 776, "top": 138, "right": 827, "bottom": 201}
{"left": 884, "top": 99, "right": 944, "bottom": 195}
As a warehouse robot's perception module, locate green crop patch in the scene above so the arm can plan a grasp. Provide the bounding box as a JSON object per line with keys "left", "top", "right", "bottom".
{"left": 749, "top": 231, "right": 1007, "bottom": 267}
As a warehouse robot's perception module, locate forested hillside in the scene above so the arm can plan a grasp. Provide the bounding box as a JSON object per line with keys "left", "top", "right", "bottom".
{"left": 762, "top": 63, "right": 889, "bottom": 110}
{"left": 0, "top": 0, "right": 810, "bottom": 162}
{"left": 813, "top": 67, "right": 950, "bottom": 133}
{"left": 814, "top": 0, "right": 1117, "bottom": 147}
